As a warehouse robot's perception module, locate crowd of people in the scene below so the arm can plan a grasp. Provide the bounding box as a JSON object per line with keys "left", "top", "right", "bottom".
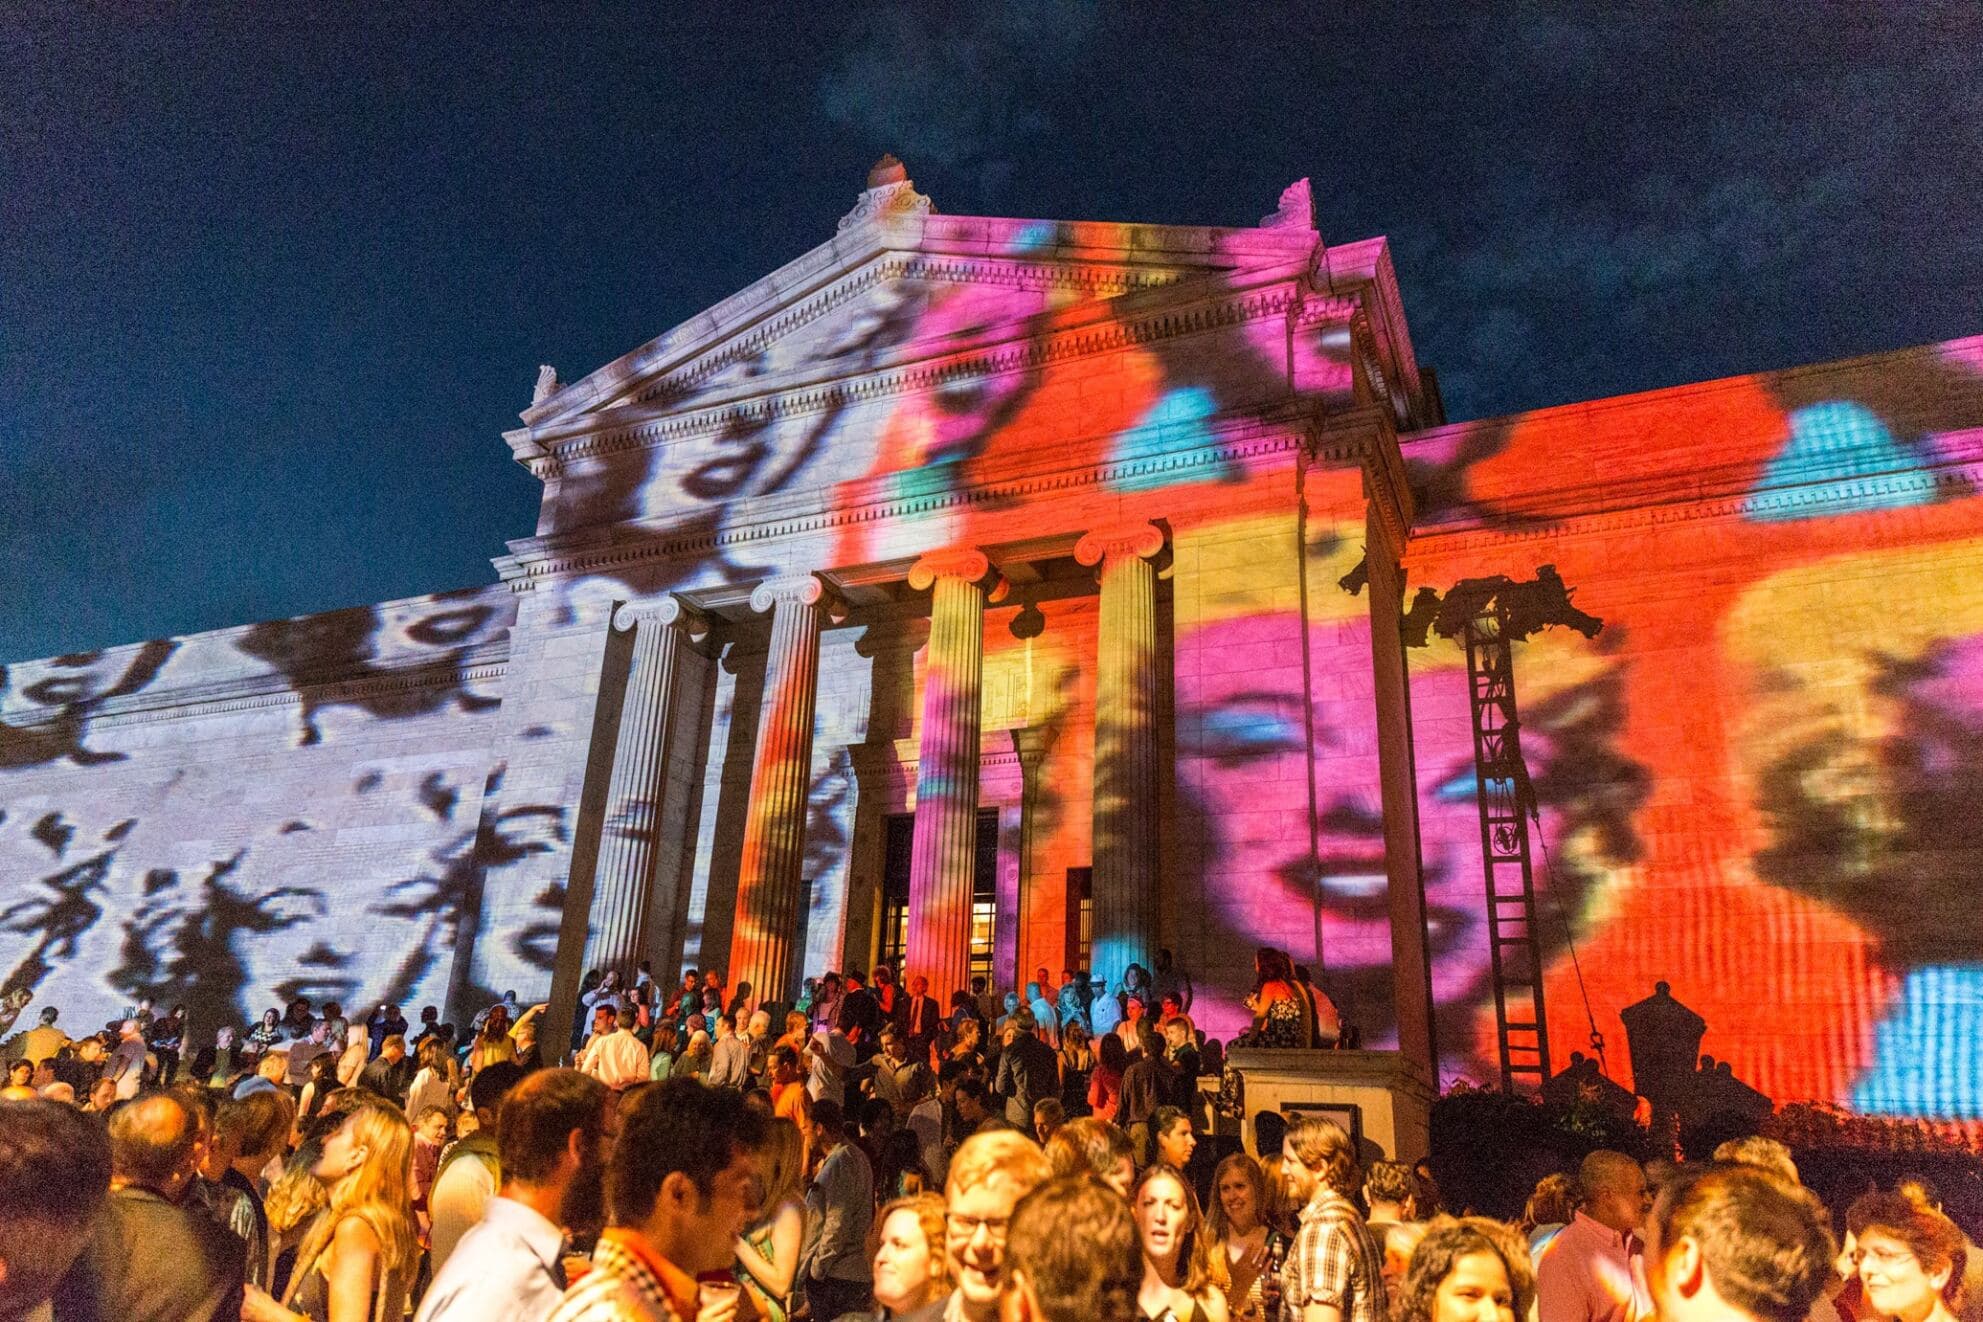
{"left": 0, "top": 953, "right": 1975, "bottom": 1322}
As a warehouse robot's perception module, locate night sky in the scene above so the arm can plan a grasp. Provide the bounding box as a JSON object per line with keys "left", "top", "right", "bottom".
{"left": 5, "top": 4, "right": 1979, "bottom": 664}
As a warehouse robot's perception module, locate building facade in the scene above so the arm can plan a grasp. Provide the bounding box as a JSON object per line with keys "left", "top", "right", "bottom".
{"left": 5, "top": 164, "right": 1981, "bottom": 1116}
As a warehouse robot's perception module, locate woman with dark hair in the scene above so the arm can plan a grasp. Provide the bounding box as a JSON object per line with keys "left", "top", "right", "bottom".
{"left": 148, "top": 1004, "right": 185, "bottom": 1083}
{"left": 296, "top": 1053, "right": 342, "bottom": 1128}
{"left": 246, "top": 1008, "right": 284, "bottom": 1061}
{"left": 873, "top": 1127, "right": 931, "bottom": 1202}
{"left": 466, "top": 1005, "right": 517, "bottom": 1074}
{"left": 1135, "top": 1162, "right": 1230, "bottom": 1322}
{"left": 1850, "top": 1192, "right": 1967, "bottom": 1322}
{"left": 1206, "top": 1153, "right": 1289, "bottom": 1322}
{"left": 1393, "top": 1217, "right": 1536, "bottom": 1322}
{"left": 646, "top": 1021, "right": 680, "bottom": 1081}
{"left": 1090, "top": 1030, "right": 1129, "bottom": 1124}
{"left": 1059, "top": 1020, "right": 1095, "bottom": 1117}
{"left": 1235, "top": 949, "right": 1314, "bottom": 1049}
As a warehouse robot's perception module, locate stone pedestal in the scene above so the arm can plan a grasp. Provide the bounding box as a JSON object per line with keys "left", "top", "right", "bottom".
{"left": 1077, "top": 522, "right": 1166, "bottom": 982}
{"left": 582, "top": 596, "right": 705, "bottom": 980}
{"left": 727, "top": 574, "right": 832, "bottom": 1007}
{"left": 1220, "top": 1048, "right": 1436, "bottom": 1164}
{"left": 904, "top": 549, "right": 994, "bottom": 1001}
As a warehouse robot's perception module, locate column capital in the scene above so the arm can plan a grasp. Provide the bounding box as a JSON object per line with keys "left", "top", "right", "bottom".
{"left": 611, "top": 595, "right": 708, "bottom": 635}
{"left": 1010, "top": 725, "right": 1054, "bottom": 770}
{"left": 749, "top": 573, "right": 834, "bottom": 614}
{"left": 907, "top": 547, "right": 993, "bottom": 592}
{"left": 1075, "top": 522, "right": 1166, "bottom": 570}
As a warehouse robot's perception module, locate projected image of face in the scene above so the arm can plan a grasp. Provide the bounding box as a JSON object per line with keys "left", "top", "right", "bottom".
{"left": 1178, "top": 606, "right": 1471, "bottom": 1045}
{"left": 1724, "top": 544, "right": 1983, "bottom": 1114}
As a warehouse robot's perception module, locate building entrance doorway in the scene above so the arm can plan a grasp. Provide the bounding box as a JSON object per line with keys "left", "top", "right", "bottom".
{"left": 878, "top": 808, "right": 1000, "bottom": 981}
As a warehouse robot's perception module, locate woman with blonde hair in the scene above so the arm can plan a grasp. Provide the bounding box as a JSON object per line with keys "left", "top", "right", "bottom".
{"left": 1206, "top": 1153, "right": 1289, "bottom": 1322}
{"left": 948, "top": 1016, "right": 984, "bottom": 1067}
{"left": 1136, "top": 1162, "right": 1230, "bottom": 1322}
{"left": 734, "top": 1115, "right": 807, "bottom": 1322}
{"left": 243, "top": 1100, "right": 416, "bottom": 1322}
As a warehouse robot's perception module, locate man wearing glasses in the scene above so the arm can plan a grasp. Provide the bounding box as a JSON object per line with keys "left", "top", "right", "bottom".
{"left": 940, "top": 1130, "right": 1054, "bottom": 1322}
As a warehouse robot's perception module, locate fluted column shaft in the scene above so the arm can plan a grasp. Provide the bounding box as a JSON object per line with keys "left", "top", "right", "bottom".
{"left": 583, "top": 597, "right": 703, "bottom": 980}
{"left": 728, "top": 575, "right": 831, "bottom": 1007}
{"left": 1078, "top": 522, "right": 1166, "bottom": 986}
{"left": 906, "top": 549, "right": 993, "bottom": 1002}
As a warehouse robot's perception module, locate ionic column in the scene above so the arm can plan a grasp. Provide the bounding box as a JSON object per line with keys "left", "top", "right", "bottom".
{"left": 905, "top": 548, "right": 995, "bottom": 1001}
{"left": 1077, "top": 522, "right": 1166, "bottom": 984}
{"left": 728, "top": 574, "right": 833, "bottom": 1006}
{"left": 582, "top": 596, "right": 707, "bottom": 979}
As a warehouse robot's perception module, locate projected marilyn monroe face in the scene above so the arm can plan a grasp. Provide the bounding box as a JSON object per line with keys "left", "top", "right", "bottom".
{"left": 1178, "top": 606, "right": 1468, "bottom": 1043}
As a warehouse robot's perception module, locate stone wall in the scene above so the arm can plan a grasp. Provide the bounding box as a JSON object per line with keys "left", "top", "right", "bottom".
{"left": 0, "top": 587, "right": 512, "bottom": 1036}
{"left": 1403, "top": 336, "right": 1983, "bottom": 1113}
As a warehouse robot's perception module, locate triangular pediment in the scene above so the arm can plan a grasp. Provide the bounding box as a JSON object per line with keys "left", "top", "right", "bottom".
{"left": 523, "top": 210, "right": 1323, "bottom": 431}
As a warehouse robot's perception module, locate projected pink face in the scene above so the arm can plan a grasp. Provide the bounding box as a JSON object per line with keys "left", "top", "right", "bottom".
{"left": 1176, "top": 608, "right": 1471, "bottom": 1041}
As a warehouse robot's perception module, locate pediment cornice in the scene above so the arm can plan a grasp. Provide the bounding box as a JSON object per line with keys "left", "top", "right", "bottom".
{"left": 513, "top": 269, "right": 1346, "bottom": 471}
{"left": 493, "top": 407, "right": 1335, "bottom": 592}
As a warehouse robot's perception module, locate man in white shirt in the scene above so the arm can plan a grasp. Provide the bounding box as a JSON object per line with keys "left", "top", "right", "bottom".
{"left": 417, "top": 1069, "right": 611, "bottom": 1322}
{"left": 578, "top": 1006, "right": 650, "bottom": 1091}
{"left": 806, "top": 1025, "right": 855, "bottom": 1107}
{"left": 105, "top": 1021, "right": 148, "bottom": 1100}
{"left": 427, "top": 1062, "right": 527, "bottom": 1278}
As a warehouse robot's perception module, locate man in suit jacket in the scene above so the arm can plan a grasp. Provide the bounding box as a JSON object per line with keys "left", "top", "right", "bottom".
{"left": 994, "top": 1009, "right": 1060, "bottom": 1128}
{"left": 894, "top": 975, "right": 942, "bottom": 1065}
{"left": 836, "top": 970, "right": 885, "bottom": 1063}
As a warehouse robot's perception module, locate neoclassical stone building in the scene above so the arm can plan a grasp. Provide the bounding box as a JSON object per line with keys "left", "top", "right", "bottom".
{"left": 5, "top": 161, "right": 1980, "bottom": 1111}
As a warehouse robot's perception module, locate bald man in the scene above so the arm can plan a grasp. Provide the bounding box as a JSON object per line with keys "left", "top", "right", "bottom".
{"left": 52, "top": 1091, "right": 246, "bottom": 1322}
{"left": 1536, "top": 1150, "right": 1653, "bottom": 1322}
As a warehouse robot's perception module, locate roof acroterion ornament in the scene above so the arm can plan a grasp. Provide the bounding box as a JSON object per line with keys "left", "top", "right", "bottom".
{"left": 839, "top": 154, "right": 934, "bottom": 232}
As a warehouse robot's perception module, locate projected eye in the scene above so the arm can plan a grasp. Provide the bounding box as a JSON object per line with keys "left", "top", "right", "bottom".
{"left": 1194, "top": 701, "right": 1301, "bottom": 762}
{"left": 1434, "top": 769, "right": 1478, "bottom": 801}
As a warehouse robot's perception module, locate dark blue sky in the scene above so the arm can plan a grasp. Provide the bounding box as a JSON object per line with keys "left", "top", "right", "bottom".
{"left": 5, "top": 4, "right": 1979, "bottom": 663}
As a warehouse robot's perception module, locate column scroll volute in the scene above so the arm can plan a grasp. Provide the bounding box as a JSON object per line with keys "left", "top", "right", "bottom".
{"left": 611, "top": 595, "right": 710, "bottom": 638}
{"left": 1074, "top": 522, "right": 1166, "bottom": 572}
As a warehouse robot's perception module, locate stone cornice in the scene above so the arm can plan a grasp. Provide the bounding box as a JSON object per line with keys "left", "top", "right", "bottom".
{"left": 1404, "top": 455, "right": 1982, "bottom": 558}
{"left": 492, "top": 413, "right": 1317, "bottom": 591}
{"left": 511, "top": 271, "right": 1315, "bottom": 471}
{"left": 2, "top": 644, "right": 511, "bottom": 734}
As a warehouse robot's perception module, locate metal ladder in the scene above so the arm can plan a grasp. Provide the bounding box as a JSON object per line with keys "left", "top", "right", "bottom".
{"left": 1461, "top": 601, "right": 1552, "bottom": 1092}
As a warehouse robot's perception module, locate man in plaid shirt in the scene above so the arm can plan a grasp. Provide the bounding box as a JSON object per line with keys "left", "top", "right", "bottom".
{"left": 1278, "top": 1116, "right": 1389, "bottom": 1322}
{"left": 547, "top": 1079, "right": 766, "bottom": 1322}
